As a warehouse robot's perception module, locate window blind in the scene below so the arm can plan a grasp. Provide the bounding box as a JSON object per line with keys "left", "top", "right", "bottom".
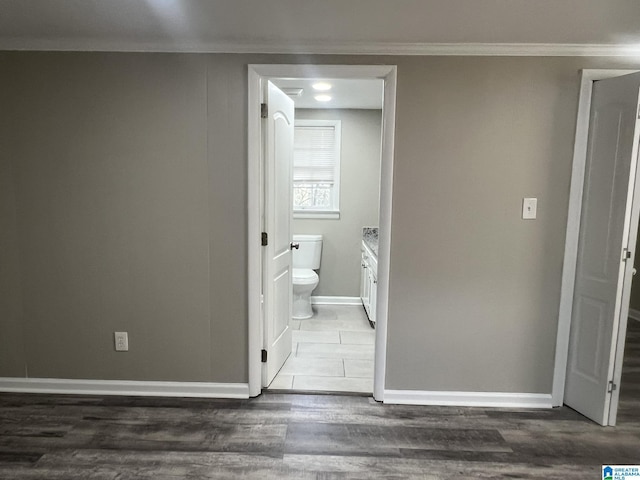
{"left": 293, "top": 125, "right": 337, "bottom": 183}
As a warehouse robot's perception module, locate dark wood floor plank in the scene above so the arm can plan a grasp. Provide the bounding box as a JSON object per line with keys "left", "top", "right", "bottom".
{"left": 0, "top": 319, "right": 638, "bottom": 478}
{"left": 282, "top": 454, "right": 598, "bottom": 479}
{"left": 32, "top": 450, "right": 319, "bottom": 480}
{"left": 1, "top": 390, "right": 639, "bottom": 479}
{"left": 285, "top": 422, "right": 511, "bottom": 457}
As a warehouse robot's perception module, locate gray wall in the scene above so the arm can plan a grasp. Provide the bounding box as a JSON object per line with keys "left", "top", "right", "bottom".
{"left": 2, "top": 52, "right": 640, "bottom": 393}
{"left": 0, "top": 53, "right": 246, "bottom": 382}
{"left": 387, "top": 58, "right": 575, "bottom": 393}
{"left": 0, "top": 114, "right": 25, "bottom": 376}
{"left": 293, "top": 108, "right": 382, "bottom": 297}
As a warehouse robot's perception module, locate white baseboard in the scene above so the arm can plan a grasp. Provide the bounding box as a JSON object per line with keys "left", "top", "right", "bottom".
{"left": 0, "top": 377, "right": 249, "bottom": 399}
{"left": 311, "top": 296, "right": 362, "bottom": 306}
{"left": 383, "top": 389, "right": 553, "bottom": 408}
{"left": 629, "top": 308, "right": 640, "bottom": 322}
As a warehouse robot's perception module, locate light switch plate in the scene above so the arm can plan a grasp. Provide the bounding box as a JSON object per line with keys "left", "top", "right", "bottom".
{"left": 522, "top": 198, "right": 537, "bottom": 220}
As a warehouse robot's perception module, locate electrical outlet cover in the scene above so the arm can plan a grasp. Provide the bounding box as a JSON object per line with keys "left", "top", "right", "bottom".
{"left": 114, "top": 332, "right": 129, "bottom": 351}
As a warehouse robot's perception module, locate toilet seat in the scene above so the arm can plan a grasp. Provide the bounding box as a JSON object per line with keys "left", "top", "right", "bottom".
{"left": 292, "top": 268, "right": 318, "bottom": 285}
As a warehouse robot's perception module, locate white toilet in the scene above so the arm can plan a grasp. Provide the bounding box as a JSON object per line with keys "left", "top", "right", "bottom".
{"left": 292, "top": 234, "right": 323, "bottom": 320}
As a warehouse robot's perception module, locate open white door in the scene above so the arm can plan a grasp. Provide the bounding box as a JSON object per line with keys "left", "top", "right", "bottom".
{"left": 262, "top": 81, "right": 295, "bottom": 387}
{"left": 565, "top": 72, "right": 640, "bottom": 425}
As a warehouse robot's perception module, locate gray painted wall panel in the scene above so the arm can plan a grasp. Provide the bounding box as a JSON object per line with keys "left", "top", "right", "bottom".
{"left": 205, "top": 56, "right": 250, "bottom": 382}
{"left": 0, "top": 102, "right": 25, "bottom": 376}
{"left": 387, "top": 57, "right": 591, "bottom": 393}
{"left": 3, "top": 53, "right": 213, "bottom": 381}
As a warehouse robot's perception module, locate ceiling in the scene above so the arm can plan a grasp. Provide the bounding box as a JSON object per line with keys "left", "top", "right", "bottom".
{"left": 271, "top": 79, "right": 383, "bottom": 110}
{"left": 1, "top": 1, "right": 640, "bottom": 54}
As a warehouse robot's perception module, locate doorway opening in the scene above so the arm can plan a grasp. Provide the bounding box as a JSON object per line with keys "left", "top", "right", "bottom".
{"left": 554, "top": 69, "right": 640, "bottom": 426}
{"left": 266, "top": 77, "right": 383, "bottom": 394}
{"left": 247, "top": 65, "right": 397, "bottom": 400}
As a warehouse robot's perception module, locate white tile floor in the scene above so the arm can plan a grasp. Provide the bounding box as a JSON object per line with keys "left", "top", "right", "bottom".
{"left": 268, "top": 305, "right": 375, "bottom": 393}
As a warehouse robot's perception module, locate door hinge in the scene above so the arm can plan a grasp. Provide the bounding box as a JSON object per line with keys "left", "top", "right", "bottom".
{"left": 608, "top": 380, "right": 617, "bottom": 393}
{"left": 261, "top": 232, "right": 268, "bottom": 246}
{"left": 623, "top": 248, "right": 632, "bottom": 261}
{"left": 261, "top": 103, "right": 268, "bottom": 119}
{"left": 261, "top": 349, "right": 267, "bottom": 363}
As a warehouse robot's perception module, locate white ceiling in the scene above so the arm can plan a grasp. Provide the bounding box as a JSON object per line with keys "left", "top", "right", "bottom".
{"left": 1, "top": 1, "right": 640, "bottom": 54}
{"left": 271, "top": 79, "right": 383, "bottom": 110}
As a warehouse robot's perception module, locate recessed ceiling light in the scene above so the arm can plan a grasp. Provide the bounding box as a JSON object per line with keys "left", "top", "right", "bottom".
{"left": 314, "top": 94, "right": 332, "bottom": 102}
{"left": 312, "top": 82, "right": 332, "bottom": 91}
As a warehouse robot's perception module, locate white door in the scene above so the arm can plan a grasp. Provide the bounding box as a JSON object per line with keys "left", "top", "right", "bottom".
{"left": 263, "top": 81, "right": 295, "bottom": 387}
{"left": 565, "top": 72, "right": 640, "bottom": 425}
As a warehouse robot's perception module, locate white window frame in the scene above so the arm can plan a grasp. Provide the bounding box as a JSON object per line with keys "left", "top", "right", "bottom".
{"left": 293, "top": 119, "right": 341, "bottom": 219}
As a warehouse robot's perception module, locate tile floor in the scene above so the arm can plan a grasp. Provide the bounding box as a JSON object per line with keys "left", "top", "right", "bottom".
{"left": 268, "top": 304, "right": 375, "bottom": 393}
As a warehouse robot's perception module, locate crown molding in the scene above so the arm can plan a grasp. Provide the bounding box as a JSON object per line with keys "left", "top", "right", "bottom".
{"left": 2, "top": 39, "right": 640, "bottom": 57}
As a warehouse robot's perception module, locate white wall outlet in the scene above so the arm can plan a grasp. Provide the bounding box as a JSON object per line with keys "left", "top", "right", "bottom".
{"left": 114, "top": 332, "right": 129, "bottom": 351}
{"left": 522, "top": 197, "right": 538, "bottom": 220}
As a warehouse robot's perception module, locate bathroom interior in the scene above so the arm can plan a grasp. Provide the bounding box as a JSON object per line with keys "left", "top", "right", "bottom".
{"left": 267, "top": 77, "right": 384, "bottom": 393}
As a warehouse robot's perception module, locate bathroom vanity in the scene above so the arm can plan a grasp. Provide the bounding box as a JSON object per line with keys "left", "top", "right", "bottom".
{"left": 360, "top": 228, "right": 378, "bottom": 327}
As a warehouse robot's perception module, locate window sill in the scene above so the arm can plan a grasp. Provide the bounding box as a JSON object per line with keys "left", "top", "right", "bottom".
{"left": 294, "top": 211, "right": 340, "bottom": 220}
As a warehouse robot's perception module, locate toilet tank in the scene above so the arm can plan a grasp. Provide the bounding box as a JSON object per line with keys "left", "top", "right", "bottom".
{"left": 292, "top": 234, "right": 323, "bottom": 269}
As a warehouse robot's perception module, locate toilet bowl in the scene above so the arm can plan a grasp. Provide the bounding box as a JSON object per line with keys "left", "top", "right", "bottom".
{"left": 291, "top": 234, "right": 323, "bottom": 320}
{"left": 292, "top": 268, "right": 319, "bottom": 319}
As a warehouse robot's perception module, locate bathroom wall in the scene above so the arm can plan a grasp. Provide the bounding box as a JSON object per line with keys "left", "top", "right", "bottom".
{"left": 293, "top": 108, "right": 382, "bottom": 297}
{"left": 2, "top": 52, "right": 640, "bottom": 395}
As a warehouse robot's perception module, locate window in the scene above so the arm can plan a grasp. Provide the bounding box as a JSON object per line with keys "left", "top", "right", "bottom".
{"left": 293, "top": 119, "right": 341, "bottom": 218}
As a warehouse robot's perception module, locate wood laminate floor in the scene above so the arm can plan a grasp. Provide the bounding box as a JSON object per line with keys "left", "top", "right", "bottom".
{"left": 1, "top": 320, "right": 639, "bottom": 479}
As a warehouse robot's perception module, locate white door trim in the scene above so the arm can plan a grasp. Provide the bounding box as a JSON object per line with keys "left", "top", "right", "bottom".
{"left": 247, "top": 64, "right": 397, "bottom": 400}
{"left": 552, "top": 69, "right": 640, "bottom": 407}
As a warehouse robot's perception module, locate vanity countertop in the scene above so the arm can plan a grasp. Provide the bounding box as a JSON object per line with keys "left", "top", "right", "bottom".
{"left": 362, "top": 227, "right": 379, "bottom": 257}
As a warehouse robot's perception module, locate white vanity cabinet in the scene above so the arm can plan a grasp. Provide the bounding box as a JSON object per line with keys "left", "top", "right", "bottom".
{"left": 360, "top": 241, "right": 378, "bottom": 325}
